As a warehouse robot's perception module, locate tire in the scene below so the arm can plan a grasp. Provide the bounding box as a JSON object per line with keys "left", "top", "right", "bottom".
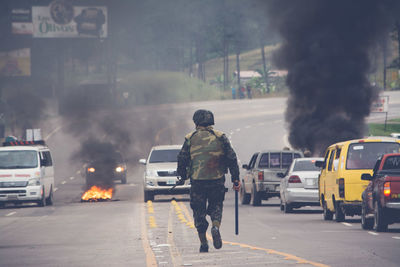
{"left": 45, "top": 186, "right": 54, "bottom": 206}
{"left": 37, "top": 187, "right": 46, "bottom": 207}
{"left": 374, "top": 200, "right": 388, "bottom": 232}
{"left": 335, "top": 201, "right": 345, "bottom": 222}
{"left": 240, "top": 183, "right": 251, "bottom": 205}
{"left": 280, "top": 199, "right": 284, "bottom": 211}
{"left": 284, "top": 202, "right": 292, "bottom": 213}
{"left": 361, "top": 201, "right": 373, "bottom": 230}
{"left": 251, "top": 183, "right": 261, "bottom": 206}
{"left": 323, "top": 201, "right": 333, "bottom": 220}
{"left": 144, "top": 191, "right": 154, "bottom": 202}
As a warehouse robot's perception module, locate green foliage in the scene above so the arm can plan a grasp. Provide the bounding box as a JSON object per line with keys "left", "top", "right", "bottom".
{"left": 368, "top": 120, "right": 400, "bottom": 136}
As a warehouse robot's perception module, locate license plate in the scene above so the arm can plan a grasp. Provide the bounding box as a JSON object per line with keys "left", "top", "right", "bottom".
{"left": 167, "top": 180, "right": 176, "bottom": 185}
{"left": 7, "top": 195, "right": 18, "bottom": 200}
{"left": 306, "top": 179, "right": 316, "bottom": 186}
{"left": 275, "top": 185, "right": 280, "bottom": 191}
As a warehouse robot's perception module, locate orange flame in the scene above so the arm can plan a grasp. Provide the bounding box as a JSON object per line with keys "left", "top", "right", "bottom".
{"left": 81, "top": 186, "right": 113, "bottom": 201}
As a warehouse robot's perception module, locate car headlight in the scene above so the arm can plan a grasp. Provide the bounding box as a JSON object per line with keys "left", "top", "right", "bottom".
{"left": 28, "top": 178, "right": 40, "bottom": 186}
{"left": 87, "top": 167, "right": 95, "bottom": 173}
{"left": 115, "top": 166, "right": 124, "bottom": 172}
{"left": 146, "top": 169, "right": 158, "bottom": 177}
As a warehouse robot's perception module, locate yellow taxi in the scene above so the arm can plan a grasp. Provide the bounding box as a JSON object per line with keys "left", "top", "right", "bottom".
{"left": 317, "top": 137, "right": 400, "bottom": 222}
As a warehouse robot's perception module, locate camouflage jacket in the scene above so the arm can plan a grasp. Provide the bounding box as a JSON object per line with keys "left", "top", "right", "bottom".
{"left": 177, "top": 126, "right": 239, "bottom": 182}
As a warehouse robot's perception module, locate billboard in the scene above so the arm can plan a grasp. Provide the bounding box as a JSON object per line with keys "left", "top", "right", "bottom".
{"left": 32, "top": 1, "right": 107, "bottom": 38}
{"left": 0, "top": 48, "right": 31, "bottom": 77}
{"left": 11, "top": 8, "right": 33, "bottom": 35}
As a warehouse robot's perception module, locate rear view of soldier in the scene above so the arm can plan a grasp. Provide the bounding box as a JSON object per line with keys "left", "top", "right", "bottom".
{"left": 177, "top": 109, "right": 240, "bottom": 253}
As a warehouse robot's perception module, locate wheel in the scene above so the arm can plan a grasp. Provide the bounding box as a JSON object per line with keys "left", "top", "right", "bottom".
{"left": 284, "top": 202, "right": 292, "bottom": 213}
{"left": 144, "top": 191, "right": 154, "bottom": 202}
{"left": 37, "top": 187, "right": 46, "bottom": 207}
{"left": 280, "top": 199, "right": 284, "bottom": 211}
{"left": 45, "top": 186, "right": 54, "bottom": 206}
{"left": 251, "top": 183, "right": 261, "bottom": 206}
{"left": 335, "top": 201, "right": 345, "bottom": 222}
{"left": 323, "top": 201, "right": 333, "bottom": 220}
{"left": 374, "top": 200, "right": 388, "bottom": 232}
{"left": 239, "top": 183, "right": 251, "bottom": 205}
{"left": 361, "top": 201, "right": 373, "bottom": 230}
{"left": 121, "top": 176, "right": 127, "bottom": 184}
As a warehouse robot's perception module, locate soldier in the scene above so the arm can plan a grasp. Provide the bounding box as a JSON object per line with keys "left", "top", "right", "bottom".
{"left": 177, "top": 109, "right": 240, "bottom": 253}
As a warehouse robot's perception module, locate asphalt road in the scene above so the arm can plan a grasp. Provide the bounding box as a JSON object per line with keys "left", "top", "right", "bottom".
{"left": 1, "top": 91, "right": 400, "bottom": 267}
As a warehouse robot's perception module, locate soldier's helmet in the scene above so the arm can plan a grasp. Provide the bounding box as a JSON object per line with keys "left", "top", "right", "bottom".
{"left": 193, "top": 109, "right": 214, "bottom": 126}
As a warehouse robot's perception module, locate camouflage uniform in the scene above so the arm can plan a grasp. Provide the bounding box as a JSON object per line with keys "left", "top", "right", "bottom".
{"left": 177, "top": 125, "right": 239, "bottom": 234}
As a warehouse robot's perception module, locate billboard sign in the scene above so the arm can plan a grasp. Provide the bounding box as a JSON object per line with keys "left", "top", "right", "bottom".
{"left": 32, "top": 1, "right": 107, "bottom": 38}
{"left": 0, "top": 48, "right": 31, "bottom": 77}
{"left": 11, "top": 8, "right": 33, "bottom": 35}
{"left": 371, "top": 95, "right": 389, "bottom": 113}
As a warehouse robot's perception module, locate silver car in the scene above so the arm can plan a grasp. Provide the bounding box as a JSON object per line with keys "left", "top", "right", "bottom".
{"left": 139, "top": 145, "right": 190, "bottom": 202}
{"left": 278, "top": 157, "right": 323, "bottom": 213}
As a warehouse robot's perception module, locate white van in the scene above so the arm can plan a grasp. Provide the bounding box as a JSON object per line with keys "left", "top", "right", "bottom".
{"left": 0, "top": 140, "right": 55, "bottom": 207}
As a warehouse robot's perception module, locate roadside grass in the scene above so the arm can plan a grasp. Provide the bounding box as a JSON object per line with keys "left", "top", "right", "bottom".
{"left": 368, "top": 119, "right": 400, "bottom": 136}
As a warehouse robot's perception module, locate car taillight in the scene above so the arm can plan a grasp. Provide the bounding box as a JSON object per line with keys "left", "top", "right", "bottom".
{"left": 258, "top": 171, "right": 264, "bottom": 181}
{"left": 383, "top": 182, "right": 391, "bottom": 197}
{"left": 338, "top": 178, "right": 345, "bottom": 198}
{"left": 288, "top": 175, "right": 301, "bottom": 183}
{"left": 88, "top": 167, "right": 95, "bottom": 173}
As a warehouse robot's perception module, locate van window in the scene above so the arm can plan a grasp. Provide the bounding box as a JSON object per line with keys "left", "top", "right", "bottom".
{"left": 258, "top": 153, "right": 269, "bottom": 168}
{"left": 333, "top": 148, "right": 341, "bottom": 171}
{"left": 41, "top": 151, "right": 53, "bottom": 167}
{"left": 328, "top": 149, "right": 335, "bottom": 171}
{"left": 0, "top": 150, "right": 38, "bottom": 169}
{"left": 322, "top": 150, "right": 330, "bottom": 170}
{"left": 347, "top": 142, "right": 400, "bottom": 170}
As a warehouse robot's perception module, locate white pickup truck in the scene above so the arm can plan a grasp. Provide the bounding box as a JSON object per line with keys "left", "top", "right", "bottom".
{"left": 240, "top": 150, "right": 303, "bottom": 206}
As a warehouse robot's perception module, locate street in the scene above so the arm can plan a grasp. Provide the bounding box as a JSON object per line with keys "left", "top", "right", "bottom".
{"left": 1, "top": 92, "right": 400, "bottom": 267}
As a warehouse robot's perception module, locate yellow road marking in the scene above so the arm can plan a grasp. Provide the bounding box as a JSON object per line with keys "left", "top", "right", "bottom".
{"left": 140, "top": 204, "right": 157, "bottom": 267}
{"left": 177, "top": 201, "right": 329, "bottom": 267}
{"left": 168, "top": 202, "right": 182, "bottom": 267}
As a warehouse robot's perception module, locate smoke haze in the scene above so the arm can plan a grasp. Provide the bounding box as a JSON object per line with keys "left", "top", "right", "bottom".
{"left": 266, "top": 0, "right": 399, "bottom": 155}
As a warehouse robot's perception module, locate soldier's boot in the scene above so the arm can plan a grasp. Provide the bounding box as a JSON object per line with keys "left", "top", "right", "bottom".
{"left": 211, "top": 221, "right": 222, "bottom": 249}
{"left": 198, "top": 232, "right": 208, "bottom": 253}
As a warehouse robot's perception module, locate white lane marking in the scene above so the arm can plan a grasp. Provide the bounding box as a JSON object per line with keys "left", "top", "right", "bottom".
{"left": 258, "top": 122, "right": 265, "bottom": 126}
{"left": 69, "top": 176, "right": 75, "bottom": 180}
{"left": 129, "top": 183, "right": 136, "bottom": 187}
{"left": 244, "top": 125, "right": 251, "bottom": 129}
{"left": 236, "top": 128, "right": 241, "bottom": 132}
{"left": 5, "top": 211, "right": 16, "bottom": 217}
{"left": 342, "top": 222, "right": 353, "bottom": 227}
{"left": 44, "top": 125, "right": 63, "bottom": 141}
{"left": 54, "top": 187, "right": 58, "bottom": 192}
{"left": 273, "top": 119, "right": 282, "bottom": 123}
{"left": 393, "top": 236, "right": 400, "bottom": 240}
{"left": 368, "top": 231, "right": 379, "bottom": 236}
{"left": 61, "top": 181, "right": 66, "bottom": 185}
{"left": 229, "top": 131, "right": 234, "bottom": 135}
{"left": 228, "top": 135, "right": 232, "bottom": 139}
{"left": 37, "top": 215, "right": 48, "bottom": 221}
{"left": 76, "top": 170, "right": 81, "bottom": 175}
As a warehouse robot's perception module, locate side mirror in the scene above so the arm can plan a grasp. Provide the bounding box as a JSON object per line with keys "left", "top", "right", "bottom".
{"left": 139, "top": 159, "right": 147, "bottom": 165}
{"left": 276, "top": 172, "right": 285, "bottom": 178}
{"left": 242, "top": 164, "right": 249, "bottom": 170}
{"left": 315, "top": 160, "right": 324, "bottom": 168}
{"left": 361, "top": 173, "right": 372, "bottom": 181}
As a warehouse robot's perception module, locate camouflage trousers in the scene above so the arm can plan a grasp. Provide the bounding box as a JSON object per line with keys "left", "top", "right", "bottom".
{"left": 190, "top": 178, "right": 226, "bottom": 233}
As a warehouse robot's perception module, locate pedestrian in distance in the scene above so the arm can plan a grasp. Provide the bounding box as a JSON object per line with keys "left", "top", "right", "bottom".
{"left": 231, "top": 87, "right": 236, "bottom": 99}
{"left": 177, "top": 109, "right": 240, "bottom": 253}
{"left": 246, "top": 85, "right": 252, "bottom": 99}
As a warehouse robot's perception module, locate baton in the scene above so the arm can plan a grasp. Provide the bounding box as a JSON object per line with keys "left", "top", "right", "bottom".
{"left": 234, "top": 181, "right": 239, "bottom": 235}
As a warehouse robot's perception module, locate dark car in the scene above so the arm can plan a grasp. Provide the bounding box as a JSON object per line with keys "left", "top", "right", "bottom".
{"left": 361, "top": 153, "right": 400, "bottom": 232}
{"left": 85, "top": 151, "right": 127, "bottom": 187}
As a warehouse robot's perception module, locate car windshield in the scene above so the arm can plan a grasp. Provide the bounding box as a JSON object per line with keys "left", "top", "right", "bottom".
{"left": 149, "top": 149, "right": 180, "bottom": 163}
{"left": 347, "top": 142, "right": 400, "bottom": 170}
{"left": 293, "top": 160, "right": 321, "bottom": 171}
{"left": 258, "top": 152, "right": 302, "bottom": 168}
{"left": 0, "top": 150, "right": 38, "bottom": 169}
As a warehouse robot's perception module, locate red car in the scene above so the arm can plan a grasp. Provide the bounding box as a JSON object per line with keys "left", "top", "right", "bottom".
{"left": 361, "top": 153, "right": 400, "bottom": 231}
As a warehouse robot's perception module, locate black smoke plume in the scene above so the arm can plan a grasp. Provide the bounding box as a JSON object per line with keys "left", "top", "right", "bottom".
{"left": 266, "top": 0, "right": 399, "bottom": 155}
